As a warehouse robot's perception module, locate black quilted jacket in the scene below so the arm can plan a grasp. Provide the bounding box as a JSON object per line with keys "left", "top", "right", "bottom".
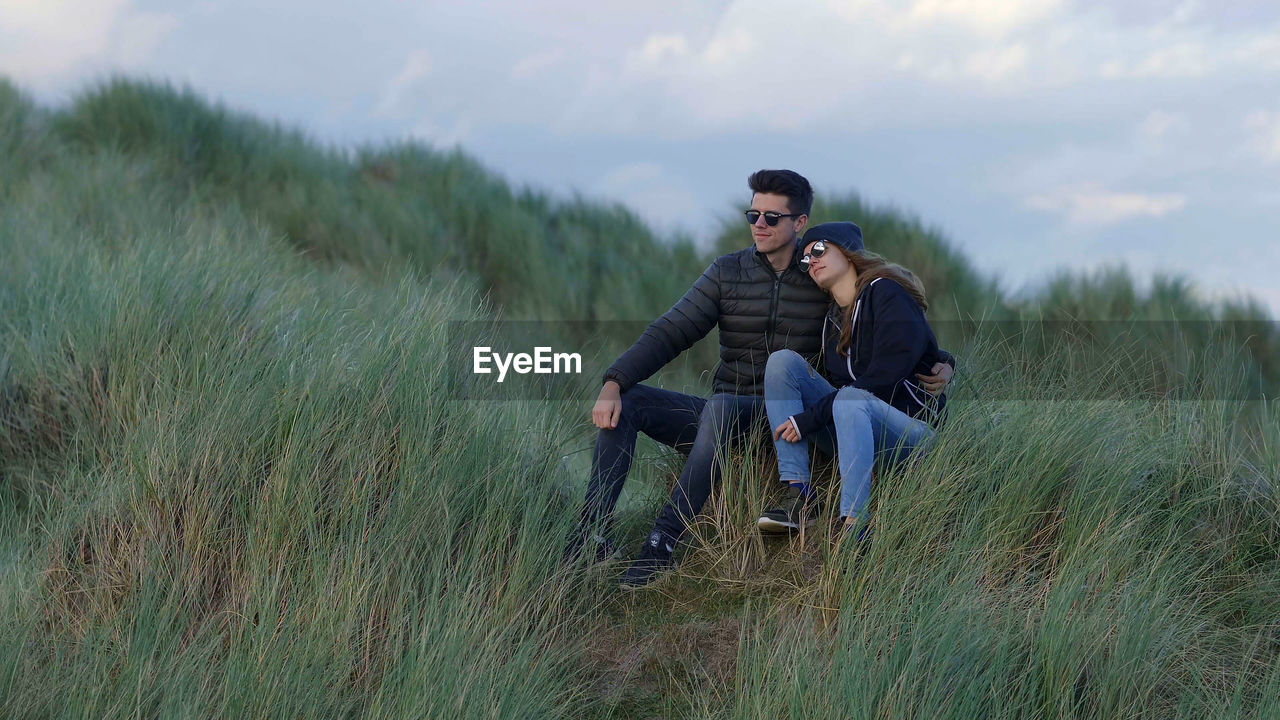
{"left": 603, "top": 246, "right": 830, "bottom": 396}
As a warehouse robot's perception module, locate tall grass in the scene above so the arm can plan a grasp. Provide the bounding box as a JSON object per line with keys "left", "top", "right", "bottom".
{"left": 704, "top": 354, "right": 1280, "bottom": 719}
{"left": 0, "top": 149, "right": 592, "bottom": 716}
{"left": 2, "top": 77, "right": 1278, "bottom": 718}
{"left": 50, "top": 78, "right": 709, "bottom": 332}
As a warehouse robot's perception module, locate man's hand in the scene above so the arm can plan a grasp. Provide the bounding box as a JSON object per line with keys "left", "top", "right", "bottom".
{"left": 773, "top": 419, "right": 800, "bottom": 443}
{"left": 592, "top": 381, "right": 623, "bottom": 429}
{"left": 914, "top": 362, "right": 954, "bottom": 395}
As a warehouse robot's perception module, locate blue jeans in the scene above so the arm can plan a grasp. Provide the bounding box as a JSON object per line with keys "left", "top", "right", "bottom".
{"left": 579, "top": 384, "right": 763, "bottom": 542}
{"left": 764, "top": 350, "right": 935, "bottom": 521}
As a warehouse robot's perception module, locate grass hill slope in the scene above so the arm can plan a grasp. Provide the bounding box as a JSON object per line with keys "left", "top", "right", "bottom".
{"left": 1, "top": 77, "right": 1278, "bottom": 719}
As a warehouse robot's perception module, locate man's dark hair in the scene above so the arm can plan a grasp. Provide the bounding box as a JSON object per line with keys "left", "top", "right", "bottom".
{"left": 748, "top": 169, "right": 814, "bottom": 216}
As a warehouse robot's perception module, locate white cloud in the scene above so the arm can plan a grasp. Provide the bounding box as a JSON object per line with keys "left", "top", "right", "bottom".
{"left": 635, "top": 34, "right": 689, "bottom": 65}
{"left": 962, "top": 42, "right": 1029, "bottom": 81}
{"left": 1100, "top": 41, "right": 1212, "bottom": 79}
{"left": 538, "top": 0, "right": 1280, "bottom": 141}
{"left": 1027, "top": 185, "right": 1188, "bottom": 225}
{"left": 555, "top": 0, "right": 1241, "bottom": 136}
{"left": 906, "top": 0, "right": 1064, "bottom": 38}
{"left": 3, "top": 0, "right": 1278, "bottom": 316}
{"left": 1139, "top": 110, "right": 1188, "bottom": 140}
{"left": 109, "top": 10, "right": 175, "bottom": 68}
{"left": 597, "top": 162, "right": 701, "bottom": 237}
{"left": 1137, "top": 110, "right": 1191, "bottom": 151}
{"left": 511, "top": 49, "right": 565, "bottom": 80}
{"left": 375, "top": 49, "right": 433, "bottom": 117}
{"left": 906, "top": 41, "right": 1031, "bottom": 83}
{"left": 1233, "top": 31, "right": 1280, "bottom": 70}
{"left": 702, "top": 28, "right": 754, "bottom": 67}
{"left": 0, "top": 0, "right": 174, "bottom": 82}
{"left": 1244, "top": 110, "right": 1280, "bottom": 161}
{"left": 408, "top": 116, "right": 472, "bottom": 148}
{"left": 1249, "top": 286, "right": 1280, "bottom": 317}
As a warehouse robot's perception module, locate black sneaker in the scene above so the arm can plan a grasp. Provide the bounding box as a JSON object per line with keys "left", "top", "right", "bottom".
{"left": 757, "top": 485, "right": 820, "bottom": 534}
{"left": 619, "top": 531, "right": 675, "bottom": 589}
{"left": 562, "top": 528, "right": 617, "bottom": 565}
{"left": 839, "top": 518, "right": 873, "bottom": 545}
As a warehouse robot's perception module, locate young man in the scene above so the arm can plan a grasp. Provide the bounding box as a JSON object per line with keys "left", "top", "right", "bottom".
{"left": 568, "top": 169, "right": 953, "bottom": 588}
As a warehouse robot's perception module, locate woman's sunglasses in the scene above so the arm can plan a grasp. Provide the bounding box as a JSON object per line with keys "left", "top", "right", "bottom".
{"left": 745, "top": 210, "right": 801, "bottom": 226}
{"left": 800, "top": 240, "right": 827, "bottom": 271}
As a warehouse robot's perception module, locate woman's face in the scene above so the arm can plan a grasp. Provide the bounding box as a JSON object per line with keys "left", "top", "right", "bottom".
{"left": 803, "top": 240, "right": 849, "bottom": 290}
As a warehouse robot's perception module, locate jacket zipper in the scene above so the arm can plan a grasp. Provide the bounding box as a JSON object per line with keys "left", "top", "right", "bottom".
{"left": 767, "top": 274, "right": 781, "bottom": 349}
{"left": 843, "top": 278, "right": 882, "bottom": 381}
{"left": 758, "top": 252, "right": 783, "bottom": 350}
{"left": 827, "top": 312, "right": 856, "bottom": 381}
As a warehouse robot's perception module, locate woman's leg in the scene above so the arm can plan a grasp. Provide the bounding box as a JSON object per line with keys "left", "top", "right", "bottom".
{"left": 764, "top": 350, "right": 837, "bottom": 484}
{"left": 830, "top": 386, "right": 934, "bottom": 523}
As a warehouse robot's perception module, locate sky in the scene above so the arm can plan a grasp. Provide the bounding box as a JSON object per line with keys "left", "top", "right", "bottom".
{"left": 2, "top": 0, "right": 1278, "bottom": 315}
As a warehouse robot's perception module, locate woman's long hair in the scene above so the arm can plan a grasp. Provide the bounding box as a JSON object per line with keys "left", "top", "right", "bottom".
{"left": 834, "top": 247, "right": 929, "bottom": 358}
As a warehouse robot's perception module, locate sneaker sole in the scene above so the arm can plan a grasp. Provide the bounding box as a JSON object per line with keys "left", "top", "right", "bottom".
{"left": 757, "top": 516, "right": 816, "bottom": 533}
{"left": 619, "top": 573, "right": 669, "bottom": 591}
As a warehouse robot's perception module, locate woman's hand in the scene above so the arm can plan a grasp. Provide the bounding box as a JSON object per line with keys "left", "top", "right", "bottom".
{"left": 915, "top": 362, "right": 954, "bottom": 395}
{"left": 592, "top": 381, "right": 623, "bottom": 429}
{"left": 773, "top": 419, "right": 800, "bottom": 443}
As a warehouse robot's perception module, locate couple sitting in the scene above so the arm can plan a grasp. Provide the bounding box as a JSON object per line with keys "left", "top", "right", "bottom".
{"left": 567, "top": 169, "right": 953, "bottom": 588}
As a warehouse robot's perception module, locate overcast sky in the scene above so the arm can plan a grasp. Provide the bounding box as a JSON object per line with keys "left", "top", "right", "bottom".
{"left": 3, "top": 0, "right": 1278, "bottom": 314}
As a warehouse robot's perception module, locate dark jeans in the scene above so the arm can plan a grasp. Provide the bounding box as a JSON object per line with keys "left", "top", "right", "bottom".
{"left": 579, "top": 384, "right": 763, "bottom": 543}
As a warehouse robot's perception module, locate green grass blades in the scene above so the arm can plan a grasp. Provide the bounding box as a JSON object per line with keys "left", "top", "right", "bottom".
{"left": 1, "top": 76, "right": 1278, "bottom": 718}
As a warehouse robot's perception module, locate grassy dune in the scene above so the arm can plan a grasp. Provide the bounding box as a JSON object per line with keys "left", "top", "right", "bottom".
{"left": 1, "top": 77, "right": 1278, "bottom": 718}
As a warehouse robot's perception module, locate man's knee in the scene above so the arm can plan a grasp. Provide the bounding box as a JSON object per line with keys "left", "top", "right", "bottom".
{"left": 699, "top": 393, "right": 752, "bottom": 439}
{"left": 610, "top": 384, "right": 661, "bottom": 428}
{"left": 700, "top": 393, "right": 733, "bottom": 422}
{"left": 618, "top": 384, "right": 655, "bottom": 404}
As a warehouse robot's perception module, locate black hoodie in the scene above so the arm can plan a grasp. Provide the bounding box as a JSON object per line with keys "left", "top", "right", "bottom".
{"left": 790, "top": 276, "right": 947, "bottom": 438}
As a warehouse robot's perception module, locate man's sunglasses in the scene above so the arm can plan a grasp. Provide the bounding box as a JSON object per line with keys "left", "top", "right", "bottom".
{"left": 745, "top": 210, "right": 801, "bottom": 226}
{"left": 799, "top": 240, "right": 827, "bottom": 271}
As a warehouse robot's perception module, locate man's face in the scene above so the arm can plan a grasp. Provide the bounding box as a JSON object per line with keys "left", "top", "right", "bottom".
{"left": 749, "top": 192, "right": 807, "bottom": 256}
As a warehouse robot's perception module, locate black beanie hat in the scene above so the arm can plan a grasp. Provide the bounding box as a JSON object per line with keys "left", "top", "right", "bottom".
{"left": 799, "top": 221, "right": 864, "bottom": 254}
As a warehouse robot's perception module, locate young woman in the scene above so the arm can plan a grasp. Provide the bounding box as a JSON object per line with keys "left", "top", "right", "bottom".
{"left": 758, "top": 222, "right": 948, "bottom": 538}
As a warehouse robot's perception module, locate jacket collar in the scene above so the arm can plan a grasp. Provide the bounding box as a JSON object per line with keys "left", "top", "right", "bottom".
{"left": 752, "top": 237, "right": 807, "bottom": 272}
